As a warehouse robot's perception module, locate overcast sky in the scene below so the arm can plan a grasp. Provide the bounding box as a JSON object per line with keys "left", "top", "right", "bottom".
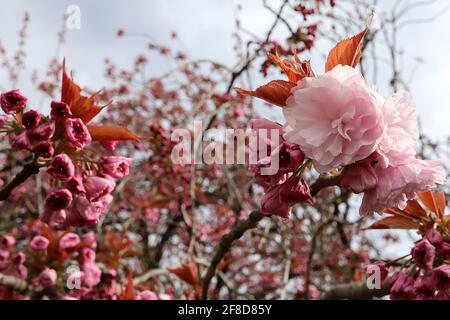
{"left": 0, "top": 0, "right": 449, "bottom": 142}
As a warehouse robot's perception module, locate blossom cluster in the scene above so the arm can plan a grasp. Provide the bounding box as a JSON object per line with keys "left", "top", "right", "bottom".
{"left": 284, "top": 65, "right": 445, "bottom": 215}
{"left": 0, "top": 73, "right": 133, "bottom": 229}
{"left": 250, "top": 118, "right": 313, "bottom": 218}
{"left": 371, "top": 228, "right": 450, "bottom": 300}
{"left": 239, "top": 31, "right": 446, "bottom": 218}
{"left": 1, "top": 225, "right": 168, "bottom": 300}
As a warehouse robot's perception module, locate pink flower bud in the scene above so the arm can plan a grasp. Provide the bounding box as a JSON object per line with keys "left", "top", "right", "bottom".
{"left": 82, "top": 263, "right": 101, "bottom": 287}
{"left": 47, "top": 154, "right": 75, "bottom": 181}
{"left": 437, "top": 242, "right": 450, "bottom": 260}
{"left": 65, "top": 118, "right": 91, "bottom": 149}
{"left": 67, "top": 176, "right": 86, "bottom": 194}
{"left": 340, "top": 152, "right": 378, "bottom": 193}
{"left": 11, "top": 131, "right": 32, "bottom": 150}
{"left": 99, "top": 156, "right": 132, "bottom": 179}
{"left": 279, "top": 176, "right": 314, "bottom": 206}
{"left": 390, "top": 271, "right": 416, "bottom": 300}
{"left": 44, "top": 188, "right": 73, "bottom": 211}
{"left": 68, "top": 197, "right": 106, "bottom": 226}
{"left": 30, "top": 235, "right": 49, "bottom": 251}
{"left": 48, "top": 210, "right": 68, "bottom": 230}
{"left": 0, "top": 250, "right": 9, "bottom": 270}
{"left": 425, "top": 228, "right": 443, "bottom": 246}
{"left": 0, "top": 89, "right": 27, "bottom": 114}
{"left": 59, "top": 232, "right": 80, "bottom": 249}
{"left": 432, "top": 265, "right": 450, "bottom": 290}
{"left": 38, "top": 267, "right": 57, "bottom": 288}
{"left": 101, "top": 140, "right": 117, "bottom": 151}
{"left": 1, "top": 235, "right": 16, "bottom": 248}
{"left": 414, "top": 276, "right": 435, "bottom": 300}
{"left": 80, "top": 247, "right": 96, "bottom": 264}
{"left": 29, "top": 123, "right": 55, "bottom": 141}
{"left": 412, "top": 239, "right": 436, "bottom": 271}
{"left": 81, "top": 231, "right": 97, "bottom": 249}
{"left": 12, "top": 252, "right": 25, "bottom": 265}
{"left": 50, "top": 101, "right": 72, "bottom": 120}
{"left": 34, "top": 141, "right": 54, "bottom": 159}
{"left": 84, "top": 176, "right": 115, "bottom": 202}
{"left": 16, "top": 264, "right": 28, "bottom": 279}
{"left": 261, "top": 176, "right": 314, "bottom": 219}
{"left": 436, "top": 288, "right": 450, "bottom": 300}
{"left": 261, "top": 184, "right": 291, "bottom": 219}
{"left": 22, "top": 109, "right": 42, "bottom": 129}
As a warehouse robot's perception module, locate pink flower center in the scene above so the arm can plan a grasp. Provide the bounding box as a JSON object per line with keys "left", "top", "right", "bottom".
{"left": 331, "top": 112, "right": 354, "bottom": 141}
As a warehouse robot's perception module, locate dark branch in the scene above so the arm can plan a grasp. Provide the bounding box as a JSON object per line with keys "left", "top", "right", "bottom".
{"left": 321, "top": 281, "right": 390, "bottom": 300}
{"left": 201, "top": 174, "right": 341, "bottom": 299}
{"left": 201, "top": 210, "right": 264, "bottom": 299}
{"left": 0, "top": 162, "right": 40, "bottom": 201}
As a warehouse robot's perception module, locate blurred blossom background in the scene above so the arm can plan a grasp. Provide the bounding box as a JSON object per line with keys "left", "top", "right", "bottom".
{"left": 1, "top": 0, "right": 449, "bottom": 139}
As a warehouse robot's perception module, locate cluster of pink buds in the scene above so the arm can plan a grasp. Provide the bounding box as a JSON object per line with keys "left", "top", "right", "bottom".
{"left": 43, "top": 153, "right": 131, "bottom": 229}
{"left": 388, "top": 228, "right": 450, "bottom": 300}
{"left": 0, "top": 235, "right": 27, "bottom": 281}
{"left": 250, "top": 118, "right": 313, "bottom": 219}
{"left": 367, "top": 227, "right": 450, "bottom": 300}
{"left": 0, "top": 86, "right": 133, "bottom": 229}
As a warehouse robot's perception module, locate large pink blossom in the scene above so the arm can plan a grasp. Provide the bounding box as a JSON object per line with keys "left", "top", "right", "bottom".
{"left": 360, "top": 157, "right": 445, "bottom": 215}
{"left": 65, "top": 118, "right": 91, "bottom": 149}
{"left": 284, "top": 65, "right": 384, "bottom": 172}
{"left": 376, "top": 91, "right": 419, "bottom": 168}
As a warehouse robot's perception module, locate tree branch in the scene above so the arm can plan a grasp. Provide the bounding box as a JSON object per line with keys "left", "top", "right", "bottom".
{"left": 201, "top": 210, "right": 264, "bottom": 299}
{"left": 321, "top": 281, "right": 390, "bottom": 300}
{"left": 0, "top": 162, "right": 40, "bottom": 201}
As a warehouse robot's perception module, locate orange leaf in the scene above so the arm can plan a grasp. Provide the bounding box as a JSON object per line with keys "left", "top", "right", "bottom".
{"left": 325, "top": 28, "right": 368, "bottom": 72}
{"left": 267, "top": 52, "right": 314, "bottom": 84}
{"left": 61, "top": 59, "right": 105, "bottom": 123}
{"left": 364, "top": 215, "right": 420, "bottom": 230}
{"left": 123, "top": 271, "right": 134, "bottom": 300}
{"left": 418, "top": 191, "right": 446, "bottom": 217}
{"left": 167, "top": 260, "right": 198, "bottom": 287}
{"left": 403, "top": 199, "right": 428, "bottom": 219}
{"left": 87, "top": 125, "right": 140, "bottom": 141}
{"left": 235, "top": 80, "right": 295, "bottom": 107}
{"left": 383, "top": 203, "right": 427, "bottom": 223}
